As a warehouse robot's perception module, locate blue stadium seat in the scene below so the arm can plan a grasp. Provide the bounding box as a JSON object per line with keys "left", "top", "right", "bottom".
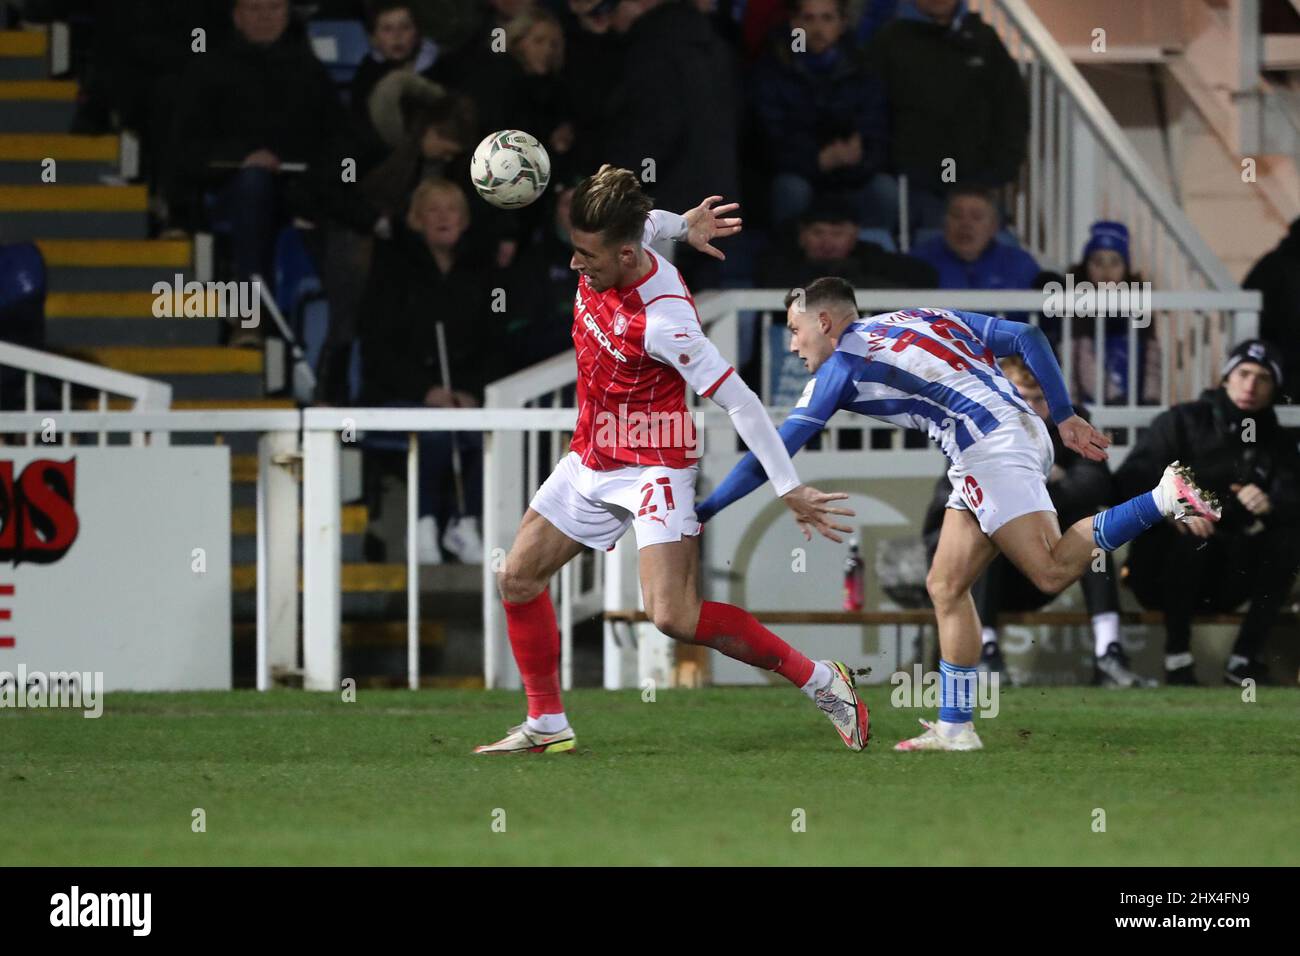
{"left": 858, "top": 227, "right": 897, "bottom": 253}
{"left": 308, "top": 20, "right": 371, "bottom": 87}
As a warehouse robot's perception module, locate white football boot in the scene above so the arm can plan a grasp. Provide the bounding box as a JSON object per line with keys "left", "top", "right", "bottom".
{"left": 814, "top": 661, "right": 870, "bottom": 751}
{"left": 893, "top": 718, "right": 983, "bottom": 752}
{"left": 1157, "top": 461, "right": 1221, "bottom": 522}
{"left": 473, "top": 723, "right": 576, "bottom": 755}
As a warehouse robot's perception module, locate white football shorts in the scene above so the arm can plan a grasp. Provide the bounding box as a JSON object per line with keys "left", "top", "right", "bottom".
{"left": 530, "top": 451, "right": 702, "bottom": 551}
{"left": 945, "top": 412, "right": 1056, "bottom": 536}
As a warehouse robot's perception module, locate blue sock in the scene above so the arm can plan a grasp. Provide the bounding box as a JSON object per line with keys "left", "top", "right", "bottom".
{"left": 939, "top": 659, "right": 977, "bottom": 724}
{"left": 1092, "top": 491, "right": 1163, "bottom": 551}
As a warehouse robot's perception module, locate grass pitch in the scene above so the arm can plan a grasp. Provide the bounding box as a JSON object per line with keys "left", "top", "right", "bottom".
{"left": 4, "top": 686, "right": 1298, "bottom": 866}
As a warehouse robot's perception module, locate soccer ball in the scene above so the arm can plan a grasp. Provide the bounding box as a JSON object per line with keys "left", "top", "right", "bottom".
{"left": 470, "top": 129, "right": 551, "bottom": 209}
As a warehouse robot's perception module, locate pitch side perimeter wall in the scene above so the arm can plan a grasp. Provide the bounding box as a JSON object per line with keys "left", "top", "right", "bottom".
{"left": 0, "top": 447, "right": 231, "bottom": 691}
{"left": 697, "top": 444, "right": 1277, "bottom": 687}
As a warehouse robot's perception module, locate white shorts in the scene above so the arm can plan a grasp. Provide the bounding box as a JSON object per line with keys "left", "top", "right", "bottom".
{"left": 530, "top": 451, "right": 702, "bottom": 551}
{"left": 945, "top": 412, "right": 1056, "bottom": 536}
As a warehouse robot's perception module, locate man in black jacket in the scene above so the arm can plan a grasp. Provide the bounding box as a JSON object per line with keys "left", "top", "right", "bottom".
{"left": 1116, "top": 339, "right": 1300, "bottom": 685}
{"left": 921, "top": 357, "right": 1143, "bottom": 687}
{"left": 602, "top": 0, "right": 738, "bottom": 288}
{"left": 168, "top": 0, "right": 348, "bottom": 291}
{"left": 869, "top": 0, "right": 1028, "bottom": 230}
{"left": 1243, "top": 216, "right": 1300, "bottom": 401}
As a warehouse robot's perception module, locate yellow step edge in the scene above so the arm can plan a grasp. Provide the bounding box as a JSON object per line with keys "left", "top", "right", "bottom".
{"left": 105, "top": 397, "right": 293, "bottom": 411}
{"left": 37, "top": 238, "right": 191, "bottom": 267}
{"left": 232, "top": 563, "right": 406, "bottom": 593}
{"left": 0, "top": 184, "right": 147, "bottom": 212}
{"left": 47, "top": 292, "right": 163, "bottom": 318}
{"left": 0, "top": 31, "right": 49, "bottom": 57}
{"left": 79, "top": 346, "right": 263, "bottom": 375}
{"left": 231, "top": 503, "right": 367, "bottom": 535}
{"left": 232, "top": 454, "right": 257, "bottom": 482}
{"left": 0, "top": 79, "right": 73, "bottom": 100}
{"left": 0, "top": 133, "right": 117, "bottom": 161}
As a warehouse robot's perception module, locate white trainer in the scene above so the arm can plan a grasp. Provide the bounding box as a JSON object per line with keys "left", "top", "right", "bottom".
{"left": 893, "top": 718, "right": 983, "bottom": 752}
{"left": 473, "top": 723, "right": 576, "bottom": 755}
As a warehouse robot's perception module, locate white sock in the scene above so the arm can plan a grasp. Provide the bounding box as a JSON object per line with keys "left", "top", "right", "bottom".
{"left": 526, "top": 712, "right": 568, "bottom": 734}
{"left": 800, "top": 661, "right": 834, "bottom": 700}
{"left": 1165, "top": 652, "right": 1194, "bottom": 670}
{"left": 936, "top": 719, "right": 970, "bottom": 736}
{"left": 1151, "top": 479, "right": 1173, "bottom": 516}
{"left": 1092, "top": 611, "right": 1120, "bottom": 657}
{"left": 981, "top": 626, "right": 998, "bottom": 647}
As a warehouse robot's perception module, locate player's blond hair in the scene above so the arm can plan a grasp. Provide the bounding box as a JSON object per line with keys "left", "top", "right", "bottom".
{"left": 570, "top": 165, "right": 654, "bottom": 246}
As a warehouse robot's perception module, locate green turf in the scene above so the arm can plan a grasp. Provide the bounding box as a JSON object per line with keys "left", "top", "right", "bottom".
{"left": 3, "top": 685, "right": 1298, "bottom": 865}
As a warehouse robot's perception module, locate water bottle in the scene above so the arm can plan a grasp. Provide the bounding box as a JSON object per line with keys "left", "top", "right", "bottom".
{"left": 843, "top": 537, "right": 865, "bottom": 611}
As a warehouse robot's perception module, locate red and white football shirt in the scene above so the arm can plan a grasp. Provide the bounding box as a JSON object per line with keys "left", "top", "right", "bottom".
{"left": 567, "top": 247, "right": 733, "bottom": 470}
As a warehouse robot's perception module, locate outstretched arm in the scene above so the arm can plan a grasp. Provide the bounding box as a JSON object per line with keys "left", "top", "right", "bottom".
{"left": 641, "top": 195, "right": 742, "bottom": 260}
{"left": 696, "top": 415, "right": 823, "bottom": 523}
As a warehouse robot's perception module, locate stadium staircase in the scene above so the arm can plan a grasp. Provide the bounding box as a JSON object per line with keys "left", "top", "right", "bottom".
{"left": 0, "top": 27, "right": 476, "bottom": 686}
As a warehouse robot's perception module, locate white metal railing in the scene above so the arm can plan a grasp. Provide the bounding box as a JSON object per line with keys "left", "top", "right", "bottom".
{"left": 0, "top": 341, "right": 172, "bottom": 446}
{"left": 968, "top": 0, "right": 1236, "bottom": 290}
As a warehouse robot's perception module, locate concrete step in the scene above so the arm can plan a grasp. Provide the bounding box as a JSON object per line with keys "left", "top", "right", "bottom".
{"left": 45, "top": 317, "right": 223, "bottom": 348}
{"left": 39, "top": 238, "right": 192, "bottom": 291}
{"left": 0, "top": 133, "right": 119, "bottom": 184}
{"left": 0, "top": 80, "right": 77, "bottom": 132}
{"left": 0, "top": 31, "right": 48, "bottom": 80}
{"left": 231, "top": 502, "right": 367, "bottom": 536}
{"left": 77, "top": 346, "right": 263, "bottom": 376}
{"left": 0, "top": 184, "right": 148, "bottom": 240}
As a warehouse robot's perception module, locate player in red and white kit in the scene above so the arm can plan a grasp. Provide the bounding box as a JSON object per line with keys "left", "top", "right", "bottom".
{"left": 475, "top": 166, "right": 870, "bottom": 754}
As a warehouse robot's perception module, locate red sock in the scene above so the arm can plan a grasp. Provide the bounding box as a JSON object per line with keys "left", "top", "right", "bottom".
{"left": 692, "top": 601, "right": 815, "bottom": 687}
{"left": 503, "top": 591, "right": 563, "bottom": 718}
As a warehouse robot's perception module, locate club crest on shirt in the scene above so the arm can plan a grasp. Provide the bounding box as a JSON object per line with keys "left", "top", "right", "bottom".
{"left": 613, "top": 313, "right": 628, "bottom": 336}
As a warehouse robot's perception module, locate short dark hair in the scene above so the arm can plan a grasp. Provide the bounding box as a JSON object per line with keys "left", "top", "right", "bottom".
{"left": 945, "top": 185, "right": 1000, "bottom": 212}
{"left": 405, "top": 93, "right": 476, "bottom": 148}
{"left": 784, "top": 276, "right": 857, "bottom": 313}
{"left": 364, "top": 0, "right": 414, "bottom": 33}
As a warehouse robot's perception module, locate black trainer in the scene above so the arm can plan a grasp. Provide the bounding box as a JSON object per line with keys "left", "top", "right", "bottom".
{"left": 1165, "top": 663, "right": 1198, "bottom": 686}
{"left": 1224, "top": 659, "right": 1270, "bottom": 687}
{"left": 1095, "top": 642, "right": 1156, "bottom": 688}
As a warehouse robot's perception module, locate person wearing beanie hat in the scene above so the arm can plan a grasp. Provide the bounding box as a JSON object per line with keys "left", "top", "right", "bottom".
{"left": 1115, "top": 337, "right": 1300, "bottom": 686}
{"left": 1048, "top": 219, "right": 1163, "bottom": 406}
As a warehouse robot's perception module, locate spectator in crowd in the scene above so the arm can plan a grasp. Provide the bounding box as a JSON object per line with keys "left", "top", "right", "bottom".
{"left": 72, "top": 0, "right": 230, "bottom": 204}
{"left": 602, "top": 0, "right": 739, "bottom": 285}
{"left": 1243, "top": 215, "right": 1300, "bottom": 402}
{"left": 750, "top": 0, "right": 893, "bottom": 228}
{"left": 358, "top": 179, "right": 503, "bottom": 562}
{"left": 758, "top": 199, "right": 936, "bottom": 290}
{"left": 433, "top": 0, "right": 538, "bottom": 84}
{"left": 557, "top": 1, "right": 624, "bottom": 176}
{"left": 1115, "top": 339, "right": 1300, "bottom": 686}
{"left": 871, "top": 0, "right": 1029, "bottom": 231}
{"left": 920, "top": 357, "right": 1145, "bottom": 686}
{"left": 503, "top": 178, "right": 586, "bottom": 372}
{"left": 0, "top": 242, "right": 51, "bottom": 410}
{"left": 1040, "top": 221, "right": 1162, "bottom": 406}
{"left": 311, "top": 83, "right": 480, "bottom": 404}
{"left": 912, "top": 187, "right": 1038, "bottom": 290}
{"left": 464, "top": 7, "right": 575, "bottom": 170}
{"left": 168, "top": 0, "right": 349, "bottom": 312}
{"left": 350, "top": 0, "right": 441, "bottom": 148}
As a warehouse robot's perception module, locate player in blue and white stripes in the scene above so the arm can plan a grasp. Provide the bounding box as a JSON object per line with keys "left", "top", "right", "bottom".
{"left": 697, "top": 277, "right": 1221, "bottom": 751}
